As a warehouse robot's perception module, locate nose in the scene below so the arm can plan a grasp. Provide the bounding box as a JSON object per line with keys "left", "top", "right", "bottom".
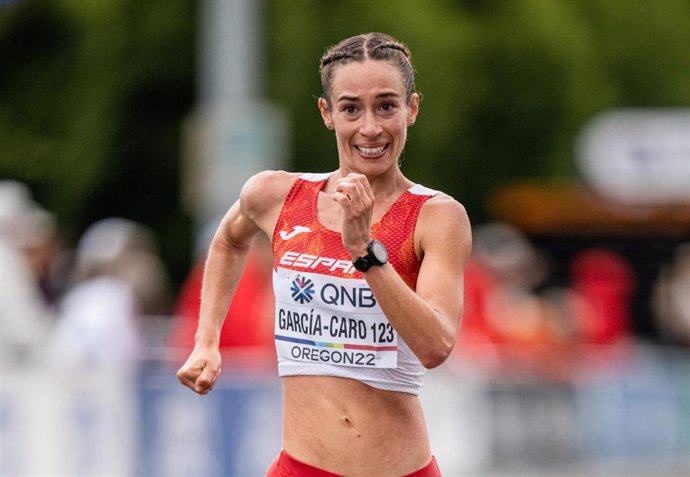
{"left": 359, "top": 111, "right": 382, "bottom": 138}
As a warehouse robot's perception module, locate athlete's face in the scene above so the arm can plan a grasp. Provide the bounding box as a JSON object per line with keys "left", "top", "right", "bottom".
{"left": 318, "top": 59, "right": 419, "bottom": 177}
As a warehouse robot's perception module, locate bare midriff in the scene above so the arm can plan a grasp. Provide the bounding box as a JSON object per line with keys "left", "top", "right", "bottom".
{"left": 281, "top": 375, "right": 431, "bottom": 477}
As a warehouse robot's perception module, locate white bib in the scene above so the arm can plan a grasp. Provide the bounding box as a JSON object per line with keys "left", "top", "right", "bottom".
{"left": 273, "top": 267, "right": 398, "bottom": 368}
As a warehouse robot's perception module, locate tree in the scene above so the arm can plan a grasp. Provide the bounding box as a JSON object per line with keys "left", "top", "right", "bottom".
{"left": 0, "top": 0, "right": 196, "bottom": 284}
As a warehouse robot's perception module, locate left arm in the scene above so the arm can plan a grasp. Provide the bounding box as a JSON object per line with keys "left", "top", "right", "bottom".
{"left": 335, "top": 175, "right": 472, "bottom": 368}
{"left": 366, "top": 196, "right": 470, "bottom": 368}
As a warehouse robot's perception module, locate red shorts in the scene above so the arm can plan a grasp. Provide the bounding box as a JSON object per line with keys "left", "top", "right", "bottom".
{"left": 266, "top": 450, "right": 442, "bottom": 477}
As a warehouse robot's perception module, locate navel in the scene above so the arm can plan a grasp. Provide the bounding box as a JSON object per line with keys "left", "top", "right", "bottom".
{"left": 341, "top": 415, "right": 362, "bottom": 438}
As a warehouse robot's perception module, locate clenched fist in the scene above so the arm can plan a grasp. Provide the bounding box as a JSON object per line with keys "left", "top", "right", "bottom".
{"left": 176, "top": 347, "right": 222, "bottom": 395}
{"left": 332, "top": 173, "right": 375, "bottom": 257}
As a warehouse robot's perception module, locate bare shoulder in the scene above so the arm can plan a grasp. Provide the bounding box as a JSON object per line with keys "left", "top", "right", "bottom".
{"left": 417, "top": 192, "right": 472, "bottom": 258}
{"left": 240, "top": 170, "right": 301, "bottom": 231}
{"left": 241, "top": 170, "right": 300, "bottom": 203}
{"left": 420, "top": 192, "right": 470, "bottom": 227}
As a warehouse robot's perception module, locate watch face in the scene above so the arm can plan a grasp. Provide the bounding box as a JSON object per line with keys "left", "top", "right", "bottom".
{"left": 370, "top": 240, "right": 388, "bottom": 264}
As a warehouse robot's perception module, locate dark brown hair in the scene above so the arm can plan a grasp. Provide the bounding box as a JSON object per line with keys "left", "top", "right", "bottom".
{"left": 319, "top": 32, "right": 416, "bottom": 106}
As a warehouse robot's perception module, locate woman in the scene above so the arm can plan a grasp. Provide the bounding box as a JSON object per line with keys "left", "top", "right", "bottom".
{"left": 177, "top": 32, "right": 472, "bottom": 476}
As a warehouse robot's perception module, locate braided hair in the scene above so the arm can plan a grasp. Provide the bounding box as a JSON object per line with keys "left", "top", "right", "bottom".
{"left": 319, "top": 32, "right": 416, "bottom": 106}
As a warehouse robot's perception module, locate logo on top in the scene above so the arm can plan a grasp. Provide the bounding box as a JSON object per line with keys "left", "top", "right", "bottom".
{"left": 279, "top": 225, "right": 311, "bottom": 241}
{"left": 291, "top": 275, "right": 315, "bottom": 304}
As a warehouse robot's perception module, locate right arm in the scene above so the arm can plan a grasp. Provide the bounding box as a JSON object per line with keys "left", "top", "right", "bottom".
{"left": 176, "top": 170, "right": 296, "bottom": 394}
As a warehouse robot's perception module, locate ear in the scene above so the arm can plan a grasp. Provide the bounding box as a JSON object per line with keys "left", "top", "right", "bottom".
{"left": 407, "top": 93, "right": 420, "bottom": 126}
{"left": 318, "top": 97, "right": 335, "bottom": 130}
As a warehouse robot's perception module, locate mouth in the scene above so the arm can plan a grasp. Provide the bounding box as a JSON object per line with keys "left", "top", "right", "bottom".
{"left": 355, "top": 144, "right": 389, "bottom": 158}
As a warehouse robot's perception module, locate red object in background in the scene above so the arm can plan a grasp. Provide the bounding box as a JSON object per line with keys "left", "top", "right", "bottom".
{"left": 570, "top": 248, "right": 635, "bottom": 344}
{"left": 168, "top": 251, "right": 275, "bottom": 356}
{"left": 458, "top": 260, "right": 498, "bottom": 344}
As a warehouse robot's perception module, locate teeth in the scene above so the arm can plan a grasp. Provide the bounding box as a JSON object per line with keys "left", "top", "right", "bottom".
{"left": 358, "top": 145, "right": 386, "bottom": 156}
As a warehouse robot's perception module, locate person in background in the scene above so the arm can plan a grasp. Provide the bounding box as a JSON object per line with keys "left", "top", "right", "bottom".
{"left": 458, "top": 221, "right": 636, "bottom": 378}
{"left": 0, "top": 181, "right": 54, "bottom": 364}
{"left": 569, "top": 247, "right": 635, "bottom": 346}
{"left": 653, "top": 243, "right": 690, "bottom": 346}
{"left": 459, "top": 222, "right": 553, "bottom": 350}
{"left": 176, "top": 32, "right": 471, "bottom": 476}
{"left": 49, "top": 218, "right": 170, "bottom": 368}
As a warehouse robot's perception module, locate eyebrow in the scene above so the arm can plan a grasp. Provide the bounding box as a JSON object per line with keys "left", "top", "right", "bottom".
{"left": 336, "top": 91, "right": 401, "bottom": 103}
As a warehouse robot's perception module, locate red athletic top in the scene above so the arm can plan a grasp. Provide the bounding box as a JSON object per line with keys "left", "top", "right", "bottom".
{"left": 271, "top": 172, "right": 437, "bottom": 394}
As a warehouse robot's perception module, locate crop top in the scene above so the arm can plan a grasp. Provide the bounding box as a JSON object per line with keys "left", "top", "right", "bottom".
{"left": 271, "top": 172, "right": 438, "bottom": 395}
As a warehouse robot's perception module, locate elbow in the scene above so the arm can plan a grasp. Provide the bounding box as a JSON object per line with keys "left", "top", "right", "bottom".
{"left": 419, "top": 337, "right": 455, "bottom": 369}
{"left": 418, "top": 312, "right": 460, "bottom": 369}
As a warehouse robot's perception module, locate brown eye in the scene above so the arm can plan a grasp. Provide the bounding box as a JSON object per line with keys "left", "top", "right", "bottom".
{"left": 380, "top": 103, "right": 396, "bottom": 112}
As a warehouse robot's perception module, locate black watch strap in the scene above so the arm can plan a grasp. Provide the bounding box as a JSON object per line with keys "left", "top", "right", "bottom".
{"left": 352, "top": 240, "right": 388, "bottom": 272}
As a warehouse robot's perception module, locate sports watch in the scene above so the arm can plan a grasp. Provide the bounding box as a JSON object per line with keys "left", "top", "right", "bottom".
{"left": 352, "top": 240, "right": 388, "bottom": 272}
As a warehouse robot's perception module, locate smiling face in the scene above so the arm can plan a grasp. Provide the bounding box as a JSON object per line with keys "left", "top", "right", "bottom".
{"left": 318, "top": 59, "right": 419, "bottom": 178}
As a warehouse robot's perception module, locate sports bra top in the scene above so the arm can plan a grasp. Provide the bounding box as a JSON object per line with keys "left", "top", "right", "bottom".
{"left": 271, "top": 172, "right": 438, "bottom": 395}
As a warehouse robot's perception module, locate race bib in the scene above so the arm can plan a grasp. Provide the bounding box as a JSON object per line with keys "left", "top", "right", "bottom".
{"left": 273, "top": 267, "right": 398, "bottom": 368}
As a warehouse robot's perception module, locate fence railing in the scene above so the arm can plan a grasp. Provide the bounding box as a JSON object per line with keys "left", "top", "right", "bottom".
{"left": 1, "top": 343, "right": 689, "bottom": 476}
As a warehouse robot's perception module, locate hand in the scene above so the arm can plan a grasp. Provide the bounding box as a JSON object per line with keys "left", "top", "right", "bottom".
{"left": 332, "top": 173, "right": 375, "bottom": 257}
{"left": 176, "top": 346, "right": 222, "bottom": 395}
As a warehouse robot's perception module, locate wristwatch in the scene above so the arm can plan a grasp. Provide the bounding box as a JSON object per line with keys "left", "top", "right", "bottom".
{"left": 352, "top": 240, "right": 389, "bottom": 272}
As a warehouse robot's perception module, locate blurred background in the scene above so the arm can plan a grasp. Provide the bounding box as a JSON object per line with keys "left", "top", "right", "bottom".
{"left": 1, "top": 0, "right": 689, "bottom": 476}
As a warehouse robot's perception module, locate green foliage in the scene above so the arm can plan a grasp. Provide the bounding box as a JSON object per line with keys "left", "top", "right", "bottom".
{"left": 264, "top": 0, "right": 690, "bottom": 220}
{"left": 0, "top": 0, "right": 196, "bottom": 284}
{"left": 1, "top": 0, "right": 689, "bottom": 286}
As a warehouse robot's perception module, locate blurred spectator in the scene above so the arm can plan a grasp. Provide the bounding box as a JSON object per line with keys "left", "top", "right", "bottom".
{"left": 0, "top": 181, "right": 54, "bottom": 363}
{"left": 49, "top": 218, "right": 171, "bottom": 368}
{"left": 456, "top": 222, "right": 634, "bottom": 378}
{"left": 459, "top": 222, "right": 554, "bottom": 349}
{"left": 570, "top": 248, "right": 635, "bottom": 345}
{"left": 653, "top": 243, "right": 690, "bottom": 346}
{"left": 167, "top": 233, "right": 275, "bottom": 365}
{"left": 70, "top": 218, "right": 172, "bottom": 315}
